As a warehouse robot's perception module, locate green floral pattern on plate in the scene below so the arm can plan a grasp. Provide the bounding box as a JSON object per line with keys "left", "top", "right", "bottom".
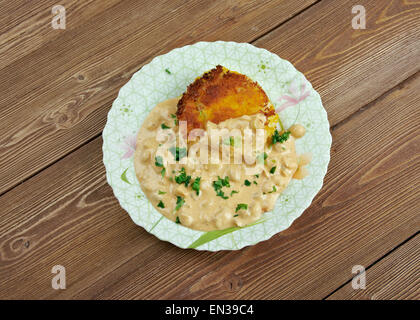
{"left": 102, "top": 41, "right": 331, "bottom": 251}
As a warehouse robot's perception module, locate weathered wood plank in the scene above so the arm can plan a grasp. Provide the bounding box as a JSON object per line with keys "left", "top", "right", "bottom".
{"left": 0, "top": 70, "right": 418, "bottom": 299}
{"left": 2, "top": 0, "right": 420, "bottom": 199}
{"left": 254, "top": 0, "right": 420, "bottom": 125}
{"left": 328, "top": 234, "right": 419, "bottom": 300}
{"left": 0, "top": 0, "right": 123, "bottom": 69}
{"left": 0, "top": 0, "right": 317, "bottom": 195}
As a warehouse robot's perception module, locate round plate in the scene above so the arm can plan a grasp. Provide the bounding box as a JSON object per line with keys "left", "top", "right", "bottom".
{"left": 102, "top": 41, "right": 331, "bottom": 251}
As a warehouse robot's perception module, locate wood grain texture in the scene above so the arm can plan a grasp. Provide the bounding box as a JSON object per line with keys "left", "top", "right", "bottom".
{"left": 1, "top": 0, "right": 419, "bottom": 300}
{"left": 0, "top": 69, "right": 418, "bottom": 299}
{"left": 0, "top": 0, "right": 123, "bottom": 69}
{"left": 3, "top": 0, "right": 420, "bottom": 198}
{"left": 0, "top": 0, "right": 317, "bottom": 195}
{"left": 328, "top": 234, "right": 420, "bottom": 300}
{"left": 255, "top": 0, "right": 420, "bottom": 125}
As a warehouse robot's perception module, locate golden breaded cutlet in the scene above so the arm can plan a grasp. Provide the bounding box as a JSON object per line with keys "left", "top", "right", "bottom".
{"left": 176, "top": 65, "right": 278, "bottom": 134}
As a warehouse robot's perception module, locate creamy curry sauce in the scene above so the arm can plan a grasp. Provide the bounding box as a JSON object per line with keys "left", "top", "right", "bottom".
{"left": 134, "top": 98, "right": 309, "bottom": 231}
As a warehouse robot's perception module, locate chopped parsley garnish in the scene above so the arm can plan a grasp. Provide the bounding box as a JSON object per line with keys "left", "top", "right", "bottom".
{"left": 235, "top": 203, "right": 248, "bottom": 212}
{"left": 223, "top": 136, "right": 241, "bottom": 147}
{"left": 233, "top": 214, "right": 239, "bottom": 217}
{"left": 155, "top": 156, "right": 164, "bottom": 167}
{"left": 191, "top": 177, "right": 201, "bottom": 195}
{"left": 212, "top": 176, "right": 230, "bottom": 199}
{"left": 257, "top": 152, "right": 268, "bottom": 164}
{"left": 270, "top": 166, "right": 276, "bottom": 174}
{"left": 216, "top": 190, "right": 228, "bottom": 199}
{"left": 165, "top": 68, "right": 172, "bottom": 74}
{"left": 213, "top": 176, "right": 230, "bottom": 191}
{"left": 175, "top": 196, "right": 185, "bottom": 211}
{"left": 230, "top": 190, "right": 239, "bottom": 196}
{"left": 158, "top": 190, "right": 166, "bottom": 195}
{"left": 253, "top": 181, "right": 258, "bottom": 185}
{"left": 170, "top": 114, "right": 179, "bottom": 126}
{"left": 174, "top": 168, "right": 191, "bottom": 186}
{"left": 175, "top": 216, "right": 181, "bottom": 224}
{"left": 254, "top": 174, "right": 260, "bottom": 178}
{"left": 213, "top": 180, "right": 223, "bottom": 190}
{"left": 157, "top": 200, "right": 165, "bottom": 208}
{"left": 161, "top": 167, "right": 166, "bottom": 177}
{"left": 272, "top": 130, "right": 291, "bottom": 144}
{"left": 244, "top": 179, "right": 251, "bottom": 186}
{"left": 161, "top": 123, "right": 170, "bottom": 129}
{"left": 169, "top": 146, "right": 187, "bottom": 161}
{"left": 268, "top": 186, "right": 277, "bottom": 193}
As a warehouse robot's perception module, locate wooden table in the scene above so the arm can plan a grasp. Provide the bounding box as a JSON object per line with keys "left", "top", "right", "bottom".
{"left": 0, "top": 0, "right": 419, "bottom": 300}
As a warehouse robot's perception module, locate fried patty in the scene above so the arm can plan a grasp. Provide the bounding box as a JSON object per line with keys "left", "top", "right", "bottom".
{"left": 176, "top": 65, "right": 278, "bottom": 134}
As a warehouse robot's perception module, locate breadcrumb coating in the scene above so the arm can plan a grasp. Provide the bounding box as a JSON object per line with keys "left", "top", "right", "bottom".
{"left": 176, "top": 65, "right": 278, "bottom": 135}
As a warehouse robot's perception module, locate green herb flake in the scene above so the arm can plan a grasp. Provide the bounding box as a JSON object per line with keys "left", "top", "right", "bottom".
{"left": 253, "top": 181, "right": 258, "bottom": 185}
{"left": 175, "top": 216, "right": 181, "bottom": 224}
{"left": 157, "top": 200, "right": 165, "bottom": 208}
{"left": 222, "top": 137, "right": 233, "bottom": 146}
{"left": 213, "top": 176, "right": 230, "bottom": 191}
{"left": 175, "top": 196, "right": 185, "bottom": 211}
{"left": 170, "top": 114, "right": 179, "bottom": 126}
{"left": 233, "top": 214, "right": 239, "bottom": 217}
{"left": 158, "top": 190, "right": 166, "bottom": 195}
{"left": 161, "top": 123, "right": 170, "bottom": 129}
{"left": 192, "top": 177, "right": 201, "bottom": 195}
{"left": 270, "top": 166, "right": 276, "bottom": 174}
{"left": 257, "top": 152, "right": 268, "bottom": 164}
{"left": 230, "top": 190, "right": 239, "bottom": 196}
{"left": 272, "top": 130, "right": 291, "bottom": 145}
{"left": 216, "top": 190, "right": 228, "bottom": 199}
{"left": 268, "top": 186, "right": 277, "bottom": 194}
{"left": 213, "top": 180, "right": 223, "bottom": 191}
{"left": 155, "top": 156, "right": 164, "bottom": 167}
{"left": 175, "top": 167, "right": 191, "bottom": 187}
{"left": 169, "top": 146, "right": 187, "bottom": 161}
{"left": 161, "top": 167, "right": 166, "bottom": 177}
{"left": 165, "top": 68, "right": 172, "bottom": 75}
{"left": 244, "top": 179, "right": 251, "bottom": 186}
{"left": 254, "top": 174, "right": 260, "bottom": 178}
{"left": 235, "top": 203, "right": 248, "bottom": 212}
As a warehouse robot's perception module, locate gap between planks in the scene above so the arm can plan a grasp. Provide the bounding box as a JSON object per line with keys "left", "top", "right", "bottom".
{"left": 1, "top": 0, "right": 419, "bottom": 299}
{"left": 323, "top": 230, "right": 420, "bottom": 300}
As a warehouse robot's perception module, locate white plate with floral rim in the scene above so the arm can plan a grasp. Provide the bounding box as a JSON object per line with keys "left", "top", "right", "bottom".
{"left": 102, "top": 41, "right": 331, "bottom": 251}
